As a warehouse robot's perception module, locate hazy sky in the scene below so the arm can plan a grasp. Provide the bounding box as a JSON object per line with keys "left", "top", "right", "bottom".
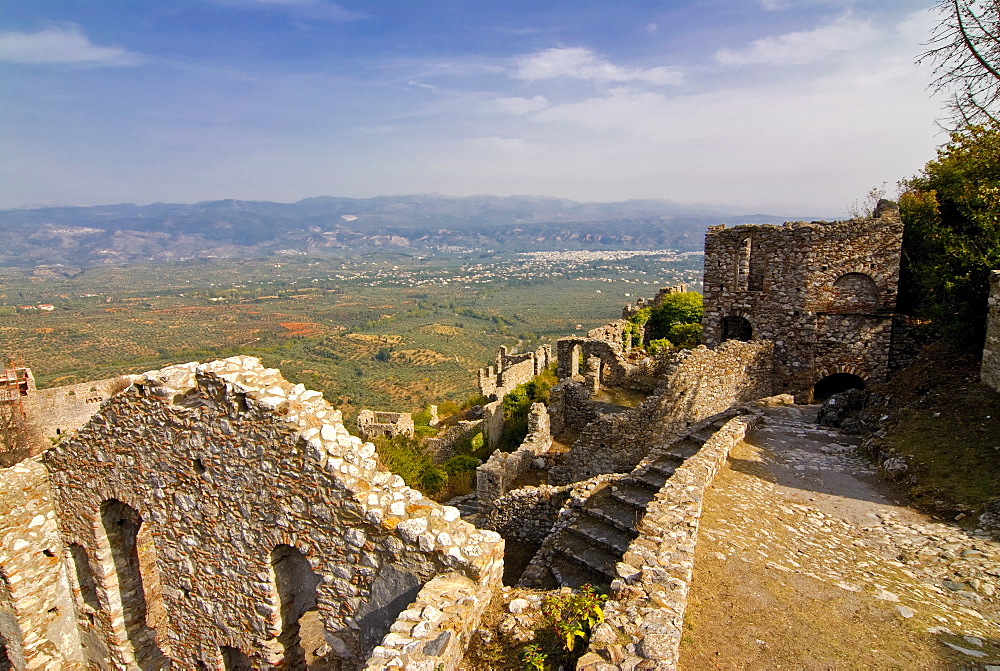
{"left": 0, "top": 0, "right": 946, "bottom": 215}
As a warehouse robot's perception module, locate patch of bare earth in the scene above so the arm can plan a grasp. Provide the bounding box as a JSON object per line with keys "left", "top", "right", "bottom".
{"left": 681, "top": 405, "right": 1000, "bottom": 669}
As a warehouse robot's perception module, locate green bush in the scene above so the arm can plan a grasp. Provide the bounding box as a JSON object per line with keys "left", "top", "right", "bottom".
{"left": 444, "top": 454, "right": 480, "bottom": 475}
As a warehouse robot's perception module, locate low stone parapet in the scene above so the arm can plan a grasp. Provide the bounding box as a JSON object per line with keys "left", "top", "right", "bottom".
{"left": 362, "top": 567, "right": 501, "bottom": 671}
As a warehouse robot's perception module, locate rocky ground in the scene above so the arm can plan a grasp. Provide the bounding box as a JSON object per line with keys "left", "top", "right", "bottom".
{"left": 681, "top": 404, "right": 1000, "bottom": 669}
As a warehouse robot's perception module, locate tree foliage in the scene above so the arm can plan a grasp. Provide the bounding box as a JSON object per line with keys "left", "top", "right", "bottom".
{"left": 924, "top": 0, "right": 1000, "bottom": 127}
{"left": 899, "top": 122, "right": 1000, "bottom": 349}
{"left": 647, "top": 291, "right": 704, "bottom": 349}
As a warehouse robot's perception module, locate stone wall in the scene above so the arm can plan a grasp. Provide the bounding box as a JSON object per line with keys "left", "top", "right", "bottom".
{"left": 983, "top": 271, "right": 1000, "bottom": 392}
{"left": 356, "top": 409, "right": 415, "bottom": 441}
{"left": 362, "top": 571, "right": 493, "bottom": 671}
{"left": 0, "top": 459, "right": 90, "bottom": 670}
{"left": 23, "top": 376, "right": 130, "bottom": 449}
{"left": 549, "top": 340, "right": 773, "bottom": 484}
{"left": 41, "top": 356, "right": 503, "bottom": 669}
{"left": 547, "top": 380, "right": 603, "bottom": 438}
{"left": 483, "top": 485, "right": 571, "bottom": 545}
{"left": 702, "top": 203, "right": 903, "bottom": 401}
{"left": 579, "top": 412, "right": 761, "bottom": 671}
{"left": 426, "top": 419, "right": 483, "bottom": 465}
{"left": 476, "top": 403, "right": 552, "bottom": 514}
{"left": 477, "top": 345, "right": 551, "bottom": 401}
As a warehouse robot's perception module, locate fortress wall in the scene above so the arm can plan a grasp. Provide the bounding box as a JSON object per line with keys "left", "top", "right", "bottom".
{"left": 22, "top": 376, "right": 127, "bottom": 451}
{"left": 549, "top": 340, "right": 774, "bottom": 484}
{"left": 983, "top": 271, "right": 1000, "bottom": 392}
{"left": 477, "top": 345, "right": 552, "bottom": 401}
{"left": 0, "top": 459, "right": 91, "bottom": 669}
{"left": 581, "top": 413, "right": 760, "bottom": 671}
{"left": 484, "top": 484, "right": 571, "bottom": 546}
{"left": 42, "top": 357, "right": 503, "bottom": 669}
{"left": 476, "top": 403, "right": 552, "bottom": 514}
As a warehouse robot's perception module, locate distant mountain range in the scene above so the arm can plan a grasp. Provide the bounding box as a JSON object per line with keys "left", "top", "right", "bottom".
{"left": 0, "top": 194, "right": 805, "bottom": 269}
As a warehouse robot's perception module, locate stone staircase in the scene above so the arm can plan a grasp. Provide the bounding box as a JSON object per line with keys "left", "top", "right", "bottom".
{"left": 518, "top": 412, "right": 737, "bottom": 589}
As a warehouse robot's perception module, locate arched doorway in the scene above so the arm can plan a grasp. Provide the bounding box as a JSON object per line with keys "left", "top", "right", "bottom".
{"left": 721, "top": 315, "right": 753, "bottom": 342}
{"left": 813, "top": 373, "right": 865, "bottom": 400}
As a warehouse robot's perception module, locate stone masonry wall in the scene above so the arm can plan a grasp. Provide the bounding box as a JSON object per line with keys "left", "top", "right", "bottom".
{"left": 22, "top": 376, "right": 129, "bottom": 452}
{"left": 356, "top": 410, "right": 415, "bottom": 441}
{"left": 0, "top": 459, "right": 89, "bottom": 670}
{"left": 579, "top": 412, "right": 761, "bottom": 670}
{"left": 549, "top": 340, "right": 773, "bottom": 484}
{"left": 477, "top": 345, "right": 551, "bottom": 401}
{"left": 702, "top": 204, "right": 903, "bottom": 401}
{"left": 476, "top": 403, "right": 552, "bottom": 514}
{"left": 982, "top": 271, "right": 1000, "bottom": 392}
{"left": 42, "top": 357, "right": 503, "bottom": 669}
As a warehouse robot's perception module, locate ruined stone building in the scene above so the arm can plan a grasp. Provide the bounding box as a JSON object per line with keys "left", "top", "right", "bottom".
{"left": 355, "top": 410, "right": 414, "bottom": 441}
{"left": 701, "top": 201, "right": 904, "bottom": 401}
{"left": 0, "top": 358, "right": 502, "bottom": 670}
{"left": 476, "top": 345, "right": 551, "bottom": 401}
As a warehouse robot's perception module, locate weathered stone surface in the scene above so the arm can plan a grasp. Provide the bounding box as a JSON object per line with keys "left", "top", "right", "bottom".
{"left": 702, "top": 206, "right": 903, "bottom": 402}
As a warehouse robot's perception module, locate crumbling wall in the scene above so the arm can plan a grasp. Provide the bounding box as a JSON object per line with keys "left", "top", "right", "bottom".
{"left": 549, "top": 341, "right": 773, "bottom": 484}
{"left": 43, "top": 357, "right": 503, "bottom": 669}
{"left": 0, "top": 459, "right": 90, "bottom": 669}
{"left": 484, "top": 484, "right": 571, "bottom": 545}
{"left": 23, "top": 376, "right": 129, "bottom": 448}
{"left": 983, "top": 270, "right": 1000, "bottom": 392}
{"left": 702, "top": 204, "right": 903, "bottom": 401}
{"left": 426, "top": 420, "right": 483, "bottom": 465}
{"left": 476, "top": 403, "right": 552, "bottom": 514}
{"left": 477, "top": 345, "right": 551, "bottom": 400}
{"left": 356, "top": 409, "right": 415, "bottom": 441}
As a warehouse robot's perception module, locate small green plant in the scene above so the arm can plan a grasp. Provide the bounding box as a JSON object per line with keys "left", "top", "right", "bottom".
{"left": 521, "top": 643, "right": 547, "bottom": 670}
{"left": 540, "top": 585, "right": 608, "bottom": 664}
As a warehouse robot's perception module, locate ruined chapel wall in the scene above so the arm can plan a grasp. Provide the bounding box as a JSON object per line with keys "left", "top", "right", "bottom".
{"left": 984, "top": 271, "right": 1000, "bottom": 392}
{"left": 43, "top": 357, "right": 503, "bottom": 669}
{"left": 550, "top": 340, "right": 773, "bottom": 484}
{"left": 23, "top": 376, "right": 128, "bottom": 451}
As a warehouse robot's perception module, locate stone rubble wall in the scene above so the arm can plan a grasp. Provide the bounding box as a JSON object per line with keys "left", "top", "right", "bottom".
{"left": 702, "top": 206, "right": 903, "bottom": 401}
{"left": 42, "top": 356, "right": 504, "bottom": 669}
{"left": 0, "top": 459, "right": 90, "bottom": 670}
{"left": 477, "top": 345, "right": 552, "bottom": 401}
{"left": 550, "top": 340, "right": 774, "bottom": 484}
{"left": 476, "top": 403, "right": 552, "bottom": 514}
{"left": 356, "top": 409, "right": 415, "bottom": 441}
{"left": 547, "top": 380, "right": 602, "bottom": 438}
{"left": 426, "top": 419, "right": 483, "bottom": 465}
{"left": 483, "top": 484, "right": 572, "bottom": 545}
{"left": 22, "top": 376, "right": 130, "bottom": 453}
{"left": 982, "top": 270, "right": 1000, "bottom": 392}
{"left": 362, "top": 571, "right": 493, "bottom": 671}
{"left": 480, "top": 400, "right": 504, "bottom": 449}
{"left": 579, "top": 412, "right": 763, "bottom": 671}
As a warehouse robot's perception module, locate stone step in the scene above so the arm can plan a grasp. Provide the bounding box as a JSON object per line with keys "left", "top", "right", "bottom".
{"left": 585, "top": 488, "right": 647, "bottom": 532}
{"left": 548, "top": 554, "right": 611, "bottom": 589}
{"left": 553, "top": 533, "right": 617, "bottom": 580}
{"left": 569, "top": 515, "right": 635, "bottom": 555}
{"left": 610, "top": 482, "right": 659, "bottom": 509}
{"left": 633, "top": 468, "right": 669, "bottom": 490}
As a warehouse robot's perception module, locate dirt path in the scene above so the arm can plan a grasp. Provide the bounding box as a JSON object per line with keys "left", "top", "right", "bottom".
{"left": 681, "top": 404, "right": 1000, "bottom": 669}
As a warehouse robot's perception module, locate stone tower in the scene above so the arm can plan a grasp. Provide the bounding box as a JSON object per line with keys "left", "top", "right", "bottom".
{"left": 701, "top": 201, "right": 904, "bottom": 401}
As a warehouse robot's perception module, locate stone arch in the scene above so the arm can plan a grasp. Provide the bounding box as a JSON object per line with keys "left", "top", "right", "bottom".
{"left": 270, "top": 544, "right": 323, "bottom": 668}
{"left": 812, "top": 369, "right": 867, "bottom": 400}
{"left": 721, "top": 314, "right": 753, "bottom": 342}
{"left": 829, "top": 272, "right": 878, "bottom": 312}
{"left": 97, "top": 498, "right": 170, "bottom": 668}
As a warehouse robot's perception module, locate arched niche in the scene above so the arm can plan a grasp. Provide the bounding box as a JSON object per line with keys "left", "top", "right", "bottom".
{"left": 721, "top": 315, "right": 753, "bottom": 342}
{"left": 830, "top": 273, "right": 878, "bottom": 312}
{"left": 813, "top": 372, "right": 865, "bottom": 400}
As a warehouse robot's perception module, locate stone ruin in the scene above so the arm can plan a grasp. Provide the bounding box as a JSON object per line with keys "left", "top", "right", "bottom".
{"left": 355, "top": 410, "right": 414, "bottom": 441}
{"left": 0, "top": 205, "right": 923, "bottom": 670}
{"left": 0, "top": 357, "right": 502, "bottom": 670}
{"left": 702, "top": 201, "right": 904, "bottom": 401}
{"left": 982, "top": 270, "right": 1000, "bottom": 392}
{"left": 477, "top": 344, "right": 551, "bottom": 401}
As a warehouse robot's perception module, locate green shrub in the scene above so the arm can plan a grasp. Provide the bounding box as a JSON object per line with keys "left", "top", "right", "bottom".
{"left": 444, "top": 454, "right": 480, "bottom": 475}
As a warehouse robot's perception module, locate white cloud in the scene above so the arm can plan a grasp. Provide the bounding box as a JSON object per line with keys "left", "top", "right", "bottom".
{"left": 716, "top": 13, "right": 879, "bottom": 66}
{"left": 514, "top": 47, "right": 683, "bottom": 86}
{"left": 491, "top": 95, "right": 549, "bottom": 114}
{"left": 0, "top": 24, "right": 141, "bottom": 66}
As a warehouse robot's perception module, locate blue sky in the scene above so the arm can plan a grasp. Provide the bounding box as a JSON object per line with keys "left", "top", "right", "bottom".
{"left": 0, "top": 0, "right": 944, "bottom": 215}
